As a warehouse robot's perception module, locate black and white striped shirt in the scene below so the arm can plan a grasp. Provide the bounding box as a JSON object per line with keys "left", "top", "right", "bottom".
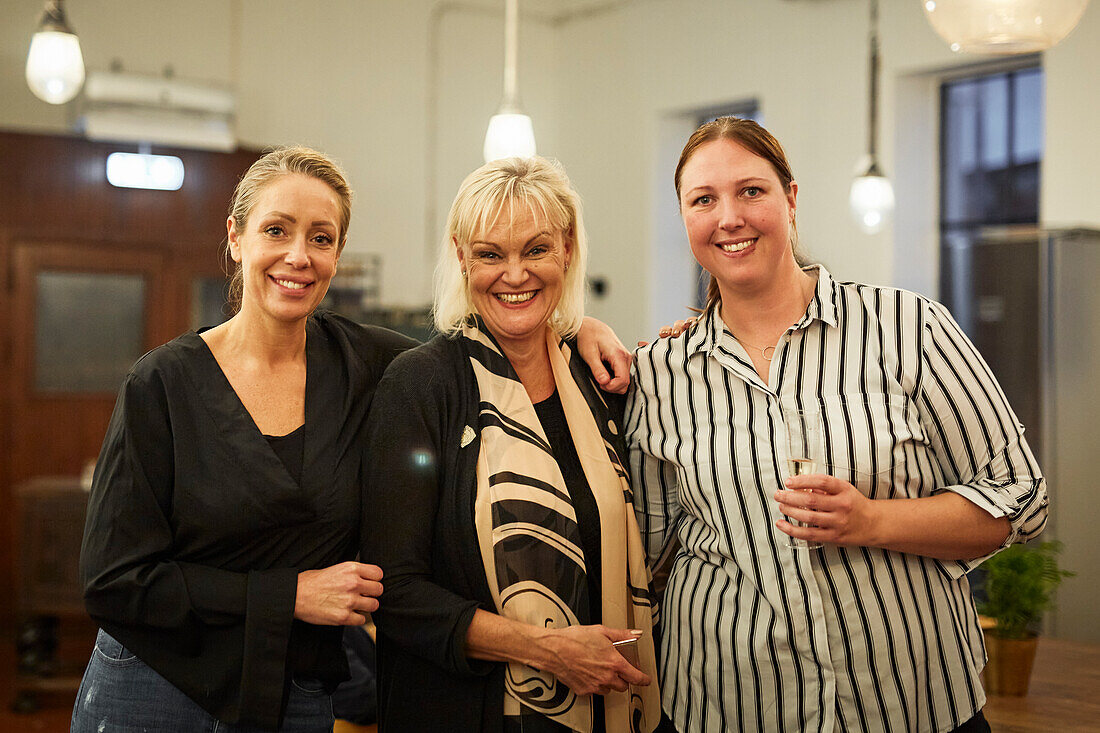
{"left": 625, "top": 266, "right": 1047, "bottom": 733}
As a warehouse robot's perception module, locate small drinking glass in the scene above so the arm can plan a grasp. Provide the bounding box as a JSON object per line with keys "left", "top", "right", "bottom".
{"left": 782, "top": 406, "right": 824, "bottom": 550}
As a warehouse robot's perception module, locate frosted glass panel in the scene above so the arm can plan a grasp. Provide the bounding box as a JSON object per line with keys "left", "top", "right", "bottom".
{"left": 191, "top": 276, "right": 230, "bottom": 330}
{"left": 35, "top": 271, "right": 145, "bottom": 393}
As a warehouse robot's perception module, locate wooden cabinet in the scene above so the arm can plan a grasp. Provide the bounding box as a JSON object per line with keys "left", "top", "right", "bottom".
{"left": 13, "top": 477, "right": 91, "bottom": 711}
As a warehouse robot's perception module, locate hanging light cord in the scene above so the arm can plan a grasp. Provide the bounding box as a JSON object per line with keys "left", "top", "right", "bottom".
{"left": 39, "top": 0, "right": 74, "bottom": 34}
{"left": 502, "top": 0, "right": 520, "bottom": 111}
{"left": 866, "top": 0, "right": 881, "bottom": 174}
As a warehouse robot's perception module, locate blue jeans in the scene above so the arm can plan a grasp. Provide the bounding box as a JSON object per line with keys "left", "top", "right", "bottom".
{"left": 71, "top": 629, "right": 334, "bottom": 732}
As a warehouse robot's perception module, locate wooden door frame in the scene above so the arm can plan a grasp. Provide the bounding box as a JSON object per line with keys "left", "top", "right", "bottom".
{"left": 11, "top": 240, "right": 173, "bottom": 397}
{"left": 4, "top": 238, "right": 174, "bottom": 631}
{"left": 0, "top": 230, "right": 14, "bottom": 631}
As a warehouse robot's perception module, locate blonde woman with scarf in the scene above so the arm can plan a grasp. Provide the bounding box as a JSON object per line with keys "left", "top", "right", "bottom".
{"left": 363, "top": 156, "right": 661, "bottom": 733}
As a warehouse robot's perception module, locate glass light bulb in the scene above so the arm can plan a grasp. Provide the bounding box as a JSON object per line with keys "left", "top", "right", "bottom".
{"left": 849, "top": 174, "right": 895, "bottom": 234}
{"left": 26, "top": 30, "right": 85, "bottom": 104}
{"left": 483, "top": 113, "right": 537, "bottom": 163}
{"left": 922, "top": 0, "right": 1090, "bottom": 54}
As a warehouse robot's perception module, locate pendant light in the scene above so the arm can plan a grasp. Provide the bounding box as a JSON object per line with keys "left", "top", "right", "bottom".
{"left": 849, "top": 0, "right": 895, "bottom": 235}
{"left": 922, "top": 0, "right": 1090, "bottom": 54}
{"left": 483, "top": 0, "right": 536, "bottom": 162}
{"left": 25, "top": 0, "right": 86, "bottom": 104}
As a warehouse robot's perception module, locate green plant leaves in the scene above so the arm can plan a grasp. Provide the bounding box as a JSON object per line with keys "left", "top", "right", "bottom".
{"left": 978, "top": 541, "right": 1074, "bottom": 640}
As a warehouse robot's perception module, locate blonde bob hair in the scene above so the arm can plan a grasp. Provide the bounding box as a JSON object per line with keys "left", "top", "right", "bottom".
{"left": 433, "top": 156, "right": 588, "bottom": 337}
{"left": 225, "top": 145, "right": 353, "bottom": 312}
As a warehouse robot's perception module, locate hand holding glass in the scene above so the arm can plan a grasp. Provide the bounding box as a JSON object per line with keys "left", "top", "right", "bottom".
{"left": 782, "top": 407, "right": 824, "bottom": 550}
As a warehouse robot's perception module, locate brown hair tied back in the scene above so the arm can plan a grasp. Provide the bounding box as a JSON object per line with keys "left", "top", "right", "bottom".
{"left": 675, "top": 117, "right": 804, "bottom": 314}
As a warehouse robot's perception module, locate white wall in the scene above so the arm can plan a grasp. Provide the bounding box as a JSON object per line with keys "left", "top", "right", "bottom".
{"left": 886, "top": 0, "right": 1100, "bottom": 298}
{"left": 556, "top": 0, "right": 881, "bottom": 344}
{"left": 230, "top": 0, "right": 564, "bottom": 307}
{"left": 1042, "top": 1, "right": 1100, "bottom": 228}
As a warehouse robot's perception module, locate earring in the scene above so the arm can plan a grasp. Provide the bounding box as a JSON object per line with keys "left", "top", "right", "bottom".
{"left": 461, "top": 269, "right": 467, "bottom": 278}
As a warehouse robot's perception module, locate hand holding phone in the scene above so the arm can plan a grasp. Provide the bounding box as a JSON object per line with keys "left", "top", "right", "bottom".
{"left": 612, "top": 636, "right": 640, "bottom": 669}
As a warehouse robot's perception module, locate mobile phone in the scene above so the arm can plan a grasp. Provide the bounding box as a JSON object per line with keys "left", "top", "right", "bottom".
{"left": 612, "top": 636, "right": 640, "bottom": 668}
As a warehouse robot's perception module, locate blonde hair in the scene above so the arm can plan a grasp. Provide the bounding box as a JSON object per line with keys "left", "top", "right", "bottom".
{"left": 225, "top": 145, "right": 353, "bottom": 312}
{"left": 675, "top": 117, "right": 804, "bottom": 313}
{"left": 433, "top": 156, "right": 588, "bottom": 337}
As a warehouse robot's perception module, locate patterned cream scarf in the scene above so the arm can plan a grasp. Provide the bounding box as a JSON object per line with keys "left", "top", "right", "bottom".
{"left": 462, "top": 320, "right": 661, "bottom": 732}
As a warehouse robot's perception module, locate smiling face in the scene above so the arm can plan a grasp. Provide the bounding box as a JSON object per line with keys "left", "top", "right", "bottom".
{"left": 456, "top": 202, "right": 571, "bottom": 353}
{"left": 228, "top": 173, "right": 341, "bottom": 325}
{"left": 678, "top": 138, "right": 798, "bottom": 297}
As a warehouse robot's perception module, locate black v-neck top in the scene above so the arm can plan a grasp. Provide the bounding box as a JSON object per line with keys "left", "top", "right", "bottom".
{"left": 79, "top": 311, "right": 417, "bottom": 730}
{"left": 265, "top": 424, "right": 305, "bottom": 487}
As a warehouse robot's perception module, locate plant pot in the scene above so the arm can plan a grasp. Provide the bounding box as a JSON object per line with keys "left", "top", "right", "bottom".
{"left": 983, "top": 630, "right": 1038, "bottom": 696}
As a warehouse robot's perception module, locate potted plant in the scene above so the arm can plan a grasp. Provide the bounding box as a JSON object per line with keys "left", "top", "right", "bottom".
{"left": 978, "top": 540, "right": 1074, "bottom": 695}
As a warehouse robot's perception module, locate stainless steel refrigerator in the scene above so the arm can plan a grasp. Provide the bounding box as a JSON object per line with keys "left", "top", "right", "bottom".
{"left": 942, "top": 227, "right": 1100, "bottom": 643}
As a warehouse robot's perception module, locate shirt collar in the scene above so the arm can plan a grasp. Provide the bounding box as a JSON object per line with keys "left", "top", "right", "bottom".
{"left": 688, "top": 264, "right": 840, "bottom": 357}
{"left": 801, "top": 263, "right": 840, "bottom": 329}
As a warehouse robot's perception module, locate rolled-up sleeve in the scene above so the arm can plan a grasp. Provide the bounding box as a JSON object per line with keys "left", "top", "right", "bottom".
{"left": 918, "top": 300, "right": 1048, "bottom": 576}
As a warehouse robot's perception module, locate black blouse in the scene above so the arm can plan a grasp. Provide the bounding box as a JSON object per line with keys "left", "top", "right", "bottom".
{"left": 79, "top": 311, "right": 416, "bottom": 730}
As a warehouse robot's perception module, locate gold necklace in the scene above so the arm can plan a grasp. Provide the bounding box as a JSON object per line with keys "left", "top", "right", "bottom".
{"left": 731, "top": 334, "right": 778, "bottom": 361}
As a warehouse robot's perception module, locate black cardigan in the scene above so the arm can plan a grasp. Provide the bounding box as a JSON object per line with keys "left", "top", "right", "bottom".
{"left": 362, "top": 334, "right": 626, "bottom": 733}
{"left": 80, "top": 311, "right": 416, "bottom": 730}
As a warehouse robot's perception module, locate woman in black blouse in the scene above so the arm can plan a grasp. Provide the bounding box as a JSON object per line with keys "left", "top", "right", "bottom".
{"left": 71, "top": 147, "right": 632, "bottom": 733}
{"left": 364, "top": 156, "right": 661, "bottom": 732}
{"left": 71, "top": 146, "right": 414, "bottom": 732}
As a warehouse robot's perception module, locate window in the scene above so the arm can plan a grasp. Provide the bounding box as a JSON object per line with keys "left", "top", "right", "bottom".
{"left": 34, "top": 271, "right": 147, "bottom": 393}
{"left": 939, "top": 67, "right": 1043, "bottom": 245}
{"left": 937, "top": 65, "right": 1043, "bottom": 599}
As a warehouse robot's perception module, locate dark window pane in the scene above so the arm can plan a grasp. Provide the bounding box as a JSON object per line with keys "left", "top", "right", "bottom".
{"left": 943, "top": 80, "right": 979, "bottom": 224}
{"left": 35, "top": 271, "right": 146, "bottom": 393}
{"left": 979, "top": 75, "right": 1010, "bottom": 170}
{"left": 940, "top": 66, "right": 1042, "bottom": 229}
{"left": 940, "top": 66, "right": 1042, "bottom": 307}
{"left": 1013, "top": 70, "right": 1044, "bottom": 164}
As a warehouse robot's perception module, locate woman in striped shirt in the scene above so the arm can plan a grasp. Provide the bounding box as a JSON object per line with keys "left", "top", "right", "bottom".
{"left": 626, "top": 117, "right": 1048, "bottom": 733}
